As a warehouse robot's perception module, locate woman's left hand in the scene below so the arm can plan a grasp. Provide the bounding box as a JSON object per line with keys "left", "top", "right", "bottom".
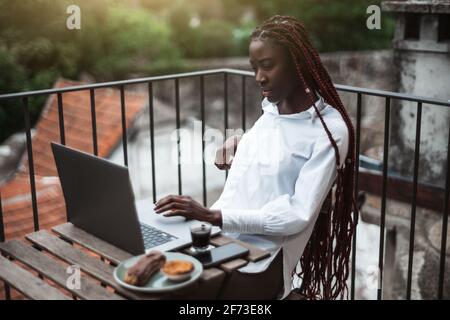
{"left": 154, "top": 195, "right": 222, "bottom": 227}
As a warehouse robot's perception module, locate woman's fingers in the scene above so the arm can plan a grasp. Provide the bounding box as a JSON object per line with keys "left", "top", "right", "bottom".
{"left": 155, "top": 194, "right": 184, "bottom": 209}
{"left": 216, "top": 163, "right": 227, "bottom": 170}
{"left": 215, "top": 161, "right": 231, "bottom": 171}
{"left": 155, "top": 195, "right": 201, "bottom": 219}
{"left": 163, "top": 210, "right": 189, "bottom": 218}
{"left": 155, "top": 202, "right": 183, "bottom": 213}
{"left": 155, "top": 201, "right": 186, "bottom": 214}
{"left": 154, "top": 194, "right": 174, "bottom": 208}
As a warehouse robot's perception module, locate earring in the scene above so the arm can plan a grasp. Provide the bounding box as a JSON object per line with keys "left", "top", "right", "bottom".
{"left": 305, "top": 88, "right": 311, "bottom": 94}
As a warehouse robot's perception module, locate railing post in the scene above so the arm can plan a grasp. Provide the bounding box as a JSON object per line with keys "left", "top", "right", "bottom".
{"left": 0, "top": 192, "right": 10, "bottom": 300}
{"left": 406, "top": 102, "right": 422, "bottom": 299}
{"left": 224, "top": 73, "right": 229, "bottom": 180}
{"left": 200, "top": 76, "right": 207, "bottom": 207}
{"left": 378, "top": 97, "right": 391, "bottom": 300}
{"left": 57, "top": 93, "right": 65, "bottom": 145}
{"left": 175, "top": 79, "right": 182, "bottom": 195}
{"left": 0, "top": 193, "right": 9, "bottom": 300}
{"left": 242, "top": 76, "right": 246, "bottom": 132}
{"left": 23, "top": 97, "right": 39, "bottom": 232}
{"left": 0, "top": 192, "right": 5, "bottom": 243}
{"left": 90, "top": 89, "right": 98, "bottom": 156}
{"left": 438, "top": 116, "right": 450, "bottom": 300}
{"left": 351, "top": 92, "right": 362, "bottom": 300}
{"left": 120, "top": 85, "right": 128, "bottom": 166}
{"left": 148, "top": 82, "right": 157, "bottom": 204}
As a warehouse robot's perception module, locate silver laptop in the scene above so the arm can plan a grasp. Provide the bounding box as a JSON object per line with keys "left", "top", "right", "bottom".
{"left": 51, "top": 142, "right": 221, "bottom": 255}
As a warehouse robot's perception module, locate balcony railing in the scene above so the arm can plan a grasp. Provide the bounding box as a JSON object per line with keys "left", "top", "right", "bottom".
{"left": 0, "top": 68, "right": 449, "bottom": 300}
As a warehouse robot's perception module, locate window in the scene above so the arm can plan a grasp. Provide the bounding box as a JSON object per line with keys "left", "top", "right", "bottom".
{"left": 404, "top": 13, "right": 421, "bottom": 40}
{"left": 438, "top": 14, "right": 450, "bottom": 42}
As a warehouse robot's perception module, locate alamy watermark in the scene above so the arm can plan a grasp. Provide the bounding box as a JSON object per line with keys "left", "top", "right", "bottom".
{"left": 66, "top": 5, "right": 81, "bottom": 30}
{"left": 66, "top": 264, "right": 81, "bottom": 290}
{"left": 168, "top": 120, "right": 283, "bottom": 175}
{"left": 366, "top": 5, "right": 381, "bottom": 30}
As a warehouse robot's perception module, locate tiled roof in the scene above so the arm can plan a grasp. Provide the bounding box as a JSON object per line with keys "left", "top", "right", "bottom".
{"left": 18, "top": 78, "right": 147, "bottom": 176}
{"left": 0, "top": 175, "right": 65, "bottom": 239}
{"left": 1, "top": 78, "right": 147, "bottom": 239}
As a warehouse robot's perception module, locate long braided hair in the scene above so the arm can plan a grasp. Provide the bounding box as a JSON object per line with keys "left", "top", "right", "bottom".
{"left": 251, "top": 15, "right": 359, "bottom": 300}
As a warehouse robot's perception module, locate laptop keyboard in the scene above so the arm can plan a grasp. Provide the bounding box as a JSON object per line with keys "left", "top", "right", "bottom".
{"left": 140, "top": 223, "right": 178, "bottom": 249}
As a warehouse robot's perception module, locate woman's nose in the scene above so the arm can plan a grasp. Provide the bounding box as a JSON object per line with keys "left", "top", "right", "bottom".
{"left": 255, "top": 70, "right": 267, "bottom": 85}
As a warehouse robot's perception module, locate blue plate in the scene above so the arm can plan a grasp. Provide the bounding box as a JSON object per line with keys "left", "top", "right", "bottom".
{"left": 113, "top": 252, "right": 203, "bottom": 293}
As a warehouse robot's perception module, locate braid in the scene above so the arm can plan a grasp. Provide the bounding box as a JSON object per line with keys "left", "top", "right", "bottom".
{"left": 251, "top": 15, "right": 359, "bottom": 300}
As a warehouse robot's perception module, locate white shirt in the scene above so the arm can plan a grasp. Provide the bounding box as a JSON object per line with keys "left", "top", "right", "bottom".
{"left": 210, "top": 94, "right": 349, "bottom": 299}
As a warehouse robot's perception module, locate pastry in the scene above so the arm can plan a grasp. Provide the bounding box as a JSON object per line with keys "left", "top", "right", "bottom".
{"left": 162, "top": 260, "right": 194, "bottom": 275}
{"left": 124, "top": 251, "right": 166, "bottom": 286}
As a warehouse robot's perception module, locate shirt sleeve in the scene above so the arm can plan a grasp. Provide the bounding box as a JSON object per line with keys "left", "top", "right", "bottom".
{"left": 218, "top": 124, "right": 349, "bottom": 236}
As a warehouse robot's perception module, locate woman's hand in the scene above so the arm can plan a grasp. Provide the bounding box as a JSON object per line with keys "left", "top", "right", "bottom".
{"left": 154, "top": 195, "right": 222, "bottom": 227}
{"left": 214, "top": 134, "right": 242, "bottom": 170}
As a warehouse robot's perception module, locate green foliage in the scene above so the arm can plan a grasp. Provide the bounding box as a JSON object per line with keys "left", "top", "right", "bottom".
{"left": 152, "top": 0, "right": 395, "bottom": 57}
{"left": 0, "top": 0, "right": 184, "bottom": 142}
{"left": 81, "top": 5, "right": 184, "bottom": 79}
{"left": 0, "top": 48, "right": 50, "bottom": 142}
{"left": 241, "top": 0, "right": 394, "bottom": 52}
{"left": 187, "top": 20, "right": 236, "bottom": 58}
{"left": 0, "top": 49, "right": 26, "bottom": 143}
{"left": 232, "top": 19, "right": 258, "bottom": 57}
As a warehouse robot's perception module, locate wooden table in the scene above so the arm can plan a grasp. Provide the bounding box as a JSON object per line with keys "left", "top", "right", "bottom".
{"left": 0, "top": 223, "right": 270, "bottom": 300}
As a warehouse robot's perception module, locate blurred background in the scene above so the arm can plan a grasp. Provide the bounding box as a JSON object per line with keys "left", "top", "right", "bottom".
{"left": 0, "top": 0, "right": 394, "bottom": 143}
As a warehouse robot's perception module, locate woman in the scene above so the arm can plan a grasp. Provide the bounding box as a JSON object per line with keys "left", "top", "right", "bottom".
{"left": 154, "top": 15, "right": 358, "bottom": 300}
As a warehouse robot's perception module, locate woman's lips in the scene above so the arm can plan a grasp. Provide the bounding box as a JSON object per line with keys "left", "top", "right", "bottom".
{"left": 262, "top": 90, "right": 273, "bottom": 97}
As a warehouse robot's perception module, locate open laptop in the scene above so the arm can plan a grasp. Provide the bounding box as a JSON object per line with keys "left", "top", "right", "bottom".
{"left": 51, "top": 142, "right": 221, "bottom": 255}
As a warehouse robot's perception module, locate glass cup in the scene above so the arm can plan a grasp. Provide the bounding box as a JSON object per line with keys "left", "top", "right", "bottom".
{"left": 190, "top": 222, "right": 212, "bottom": 254}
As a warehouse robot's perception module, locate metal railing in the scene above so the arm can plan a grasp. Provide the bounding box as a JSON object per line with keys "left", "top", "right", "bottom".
{"left": 0, "top": 68, "right": 449, "bottom": 300}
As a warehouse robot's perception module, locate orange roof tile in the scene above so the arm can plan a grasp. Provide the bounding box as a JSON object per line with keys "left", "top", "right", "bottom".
{"left": 1, "top": 78, "right": 147, "bottom": 240}
{"left": 18, "top": 78, "right": 147, "bottom": 176}
{"left": 0, "top": 174, "right": 65, "bottom": 239}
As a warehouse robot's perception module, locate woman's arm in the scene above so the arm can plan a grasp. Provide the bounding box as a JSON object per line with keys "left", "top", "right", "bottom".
{"left": 219, "top": 127, "right": 349, "bottom": 236}
{"left": 154, "top": 195, "right": 223, "bottom": 227}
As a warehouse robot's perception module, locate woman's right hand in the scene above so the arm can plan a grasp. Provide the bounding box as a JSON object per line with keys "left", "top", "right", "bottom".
{"left": 214, "top": 134, "right": 242, "bottom": 170}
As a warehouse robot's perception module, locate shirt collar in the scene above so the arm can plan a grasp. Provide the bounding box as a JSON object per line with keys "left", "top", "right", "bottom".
{"left": 261, "top": 92, "right": 327, "bottom": 120}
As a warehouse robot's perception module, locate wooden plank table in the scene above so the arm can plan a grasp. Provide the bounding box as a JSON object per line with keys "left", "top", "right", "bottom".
{"left": 0, "top": 222, "right": 271, "bottom": 300}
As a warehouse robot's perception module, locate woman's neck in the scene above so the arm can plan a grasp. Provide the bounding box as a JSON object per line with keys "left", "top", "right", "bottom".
{"left": 277, "top": 90, "right": 318, "bottom": 115}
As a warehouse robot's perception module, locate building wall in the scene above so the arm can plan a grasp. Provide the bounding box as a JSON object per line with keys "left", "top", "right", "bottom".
{"left": 389, "top": 50, "right": 450, "bottom": 187}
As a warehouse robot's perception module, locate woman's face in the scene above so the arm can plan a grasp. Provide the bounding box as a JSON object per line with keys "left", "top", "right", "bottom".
{"left": 249, "top": 39, "right": 299, "bottom": 103}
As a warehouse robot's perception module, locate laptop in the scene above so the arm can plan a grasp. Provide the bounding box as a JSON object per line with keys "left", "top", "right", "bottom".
{"left": 51, "top": 142, "right": 221, "bottom": 255}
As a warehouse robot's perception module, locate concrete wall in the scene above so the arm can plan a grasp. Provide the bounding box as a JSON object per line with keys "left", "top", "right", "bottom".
{"left": 389, "top": 50, "right": 450, "bottom": 187}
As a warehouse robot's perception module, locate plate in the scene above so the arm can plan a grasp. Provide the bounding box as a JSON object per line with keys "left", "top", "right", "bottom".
{"left": 113, "top": 252, "right": 203, "bottom": 293}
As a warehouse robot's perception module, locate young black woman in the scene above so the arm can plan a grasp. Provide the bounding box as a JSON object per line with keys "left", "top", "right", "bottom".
{"left": 154, "top": 15, "right": 358, "bottom": 300}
